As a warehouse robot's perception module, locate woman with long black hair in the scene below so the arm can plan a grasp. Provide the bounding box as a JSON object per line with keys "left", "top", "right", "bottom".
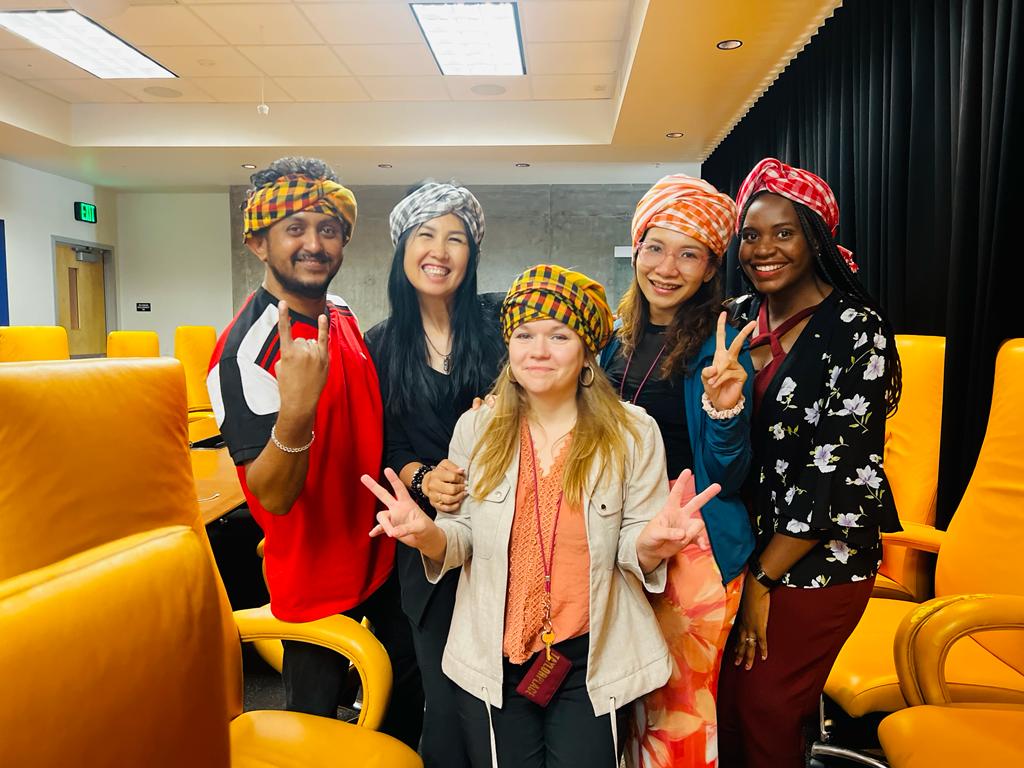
{"left": 364, "top": 182, "right": 505, "bottom": 768}
{"left": 716, "top": 158, "right": 902, "bottom": 768}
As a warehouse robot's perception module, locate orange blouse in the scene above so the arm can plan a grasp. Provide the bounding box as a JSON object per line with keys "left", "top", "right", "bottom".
{"left": 502, "top": 420, "right": 591, "bottom": 664}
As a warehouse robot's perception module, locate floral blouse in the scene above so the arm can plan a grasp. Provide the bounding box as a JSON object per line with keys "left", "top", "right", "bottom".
{"left": 734, "top": 291, "right": 901, "bottom": 589}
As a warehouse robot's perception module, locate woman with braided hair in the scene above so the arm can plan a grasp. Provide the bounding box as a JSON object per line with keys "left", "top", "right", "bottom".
{"left": 716, "top": 158, "right": 902, "bottom": 767}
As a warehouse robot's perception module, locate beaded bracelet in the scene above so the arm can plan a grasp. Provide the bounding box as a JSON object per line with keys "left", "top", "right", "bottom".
{"left": 270, "top": 424, "right": 314, "bottom": 453}
{"left": 701, "top": 393, "right": 745, "bottom": 420}
{"left": 410, "top": 463, "right": 435, "bottom": 504}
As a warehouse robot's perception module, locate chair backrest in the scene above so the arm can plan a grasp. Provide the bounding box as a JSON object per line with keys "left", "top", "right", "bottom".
{"left": 0, "top": 358, "right": 245, "bottom": 761}
{"left": 107, "top": 330, "right": 160, "bottom": 358}
{"left": 175, "top": 326, "right": 217, "bottom": 413}
{"left": 879, "top": 335, "right": 945, "bottom": 599}
{"left": 0, "top": 325, "right": 70, "bottom": 361}
{"left": 936, "top": 339, "right": 1024, "bottom": 674}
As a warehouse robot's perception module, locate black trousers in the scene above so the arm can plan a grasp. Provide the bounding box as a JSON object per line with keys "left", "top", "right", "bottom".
{"left": 456, "top": 634, "right": 626, "bottom": 768}
{"left": 409, "top": 571, "right": 469, "bottom": 768}
{"left": 281, "top": 568, "right": 424, "bottom": 751}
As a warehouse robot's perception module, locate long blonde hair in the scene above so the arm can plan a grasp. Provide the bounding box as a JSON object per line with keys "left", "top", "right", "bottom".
{"left": 470, "top": 350, "right": 641, "bottom": 508}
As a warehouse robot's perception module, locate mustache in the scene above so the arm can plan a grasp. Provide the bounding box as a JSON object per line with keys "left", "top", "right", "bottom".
{"left": 292, "top": 251, "right": 329, "bottom": 263}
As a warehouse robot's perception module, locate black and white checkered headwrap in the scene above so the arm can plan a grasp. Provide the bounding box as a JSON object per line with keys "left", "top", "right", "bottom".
{"left": 388, "top": 182, "right": 485, "bottom": 247}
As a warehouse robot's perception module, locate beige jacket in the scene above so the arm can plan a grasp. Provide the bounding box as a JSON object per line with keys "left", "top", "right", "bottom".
{"left": 424, "top": 402, "right": 671, "bottom": 717}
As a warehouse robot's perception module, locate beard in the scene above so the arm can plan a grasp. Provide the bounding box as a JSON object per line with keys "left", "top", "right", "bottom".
{"left": 267, "top": 251, "right": 341, "bottom": 299}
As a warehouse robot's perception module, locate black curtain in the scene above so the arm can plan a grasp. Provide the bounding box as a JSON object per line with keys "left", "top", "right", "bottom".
{"left": 703, "top": 0, "right": 1022, "bottom": 528}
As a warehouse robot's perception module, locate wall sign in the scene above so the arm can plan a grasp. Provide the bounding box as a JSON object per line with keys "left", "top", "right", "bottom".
{"left": 136, "top": 302, "right": 152, "bottom": 312}
{"left": 74, "top": 202, "right": 97, "bottom": 223}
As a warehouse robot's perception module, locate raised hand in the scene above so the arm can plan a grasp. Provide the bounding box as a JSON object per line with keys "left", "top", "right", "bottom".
{"left": 636, "top": 469, "right": 721, "bottom": 567}
{"left": 275, "top": 300, "right": 330, "bottom": 418}
{"left": 423, "top": 458, "right": 467, "bottom": 513}
{"left": 362, "top": 467, "right": 445, "bottom": 559}
{"left": 701, "top": 312, "right": 757, "bottom": 412}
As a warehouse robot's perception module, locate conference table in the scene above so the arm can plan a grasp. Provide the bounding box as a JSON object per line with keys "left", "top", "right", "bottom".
{"left": 191, "top": 446, "right": 246, "bottom": 525}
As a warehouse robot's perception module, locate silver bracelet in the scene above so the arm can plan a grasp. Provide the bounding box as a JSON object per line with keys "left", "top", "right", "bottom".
{"left": 270, "top": 424, "right": 314, "bottom": 453}
{"left": 701, "top": 393, "right": 745, "bottom": 420}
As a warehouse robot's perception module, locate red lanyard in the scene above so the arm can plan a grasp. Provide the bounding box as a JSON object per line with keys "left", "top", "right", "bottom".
{"left": 526, "top": 426, "right": 564, "bottom": 659}
{"left": 618, "top": 342, "right": 667, "bottom": 404}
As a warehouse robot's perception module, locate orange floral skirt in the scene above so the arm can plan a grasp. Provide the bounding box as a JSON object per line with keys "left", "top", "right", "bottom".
{"left": 627, "top": 544, "right": 744, "bottom": 768}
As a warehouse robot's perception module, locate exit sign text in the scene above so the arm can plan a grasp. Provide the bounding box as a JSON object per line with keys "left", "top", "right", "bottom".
{"left": 74, "top": 202, "right": 97, "bottom": 223}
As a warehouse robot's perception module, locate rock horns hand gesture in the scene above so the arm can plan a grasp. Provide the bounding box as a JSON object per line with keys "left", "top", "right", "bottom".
{"left": 701, "top": 311, "right": 757, "bottom": 412}
{"left": 275, "top": 300, "right": 330, "bottom": 418}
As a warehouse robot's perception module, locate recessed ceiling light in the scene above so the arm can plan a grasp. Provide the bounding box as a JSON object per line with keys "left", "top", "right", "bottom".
{"left": 144, "top": 85, "right": 182, "bottom": 98}
{"left": 514, "top": 162, "right": 530, "bottom": 168}
{"left": 241, "top": 164, "right": 257, "bottom": 169}
{"left": 470, "top": 83, "right": 507, "bottom": 96}
{"left": 716, "top": 39, "right": 743, "bottom": 50}
{"left": 665, "top": 131, "right": 685, "bottom": 138}
{"left": 412, "top": 2, "right": 525, "bottom": 76}
{"left": 0, "top": 10, "right": 176, "bottom": 79}
{"left": 377, "top": 163, "right": 393, "bottom": 169}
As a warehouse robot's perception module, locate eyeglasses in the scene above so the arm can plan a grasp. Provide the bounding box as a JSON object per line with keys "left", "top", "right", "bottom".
{"left": 635, "top": 242, "right": 709, "bottom": 272}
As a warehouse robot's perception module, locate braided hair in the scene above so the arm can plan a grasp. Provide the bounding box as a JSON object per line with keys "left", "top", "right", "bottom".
{"left": 739, "top": 191, "right": 902, "bottom": 415}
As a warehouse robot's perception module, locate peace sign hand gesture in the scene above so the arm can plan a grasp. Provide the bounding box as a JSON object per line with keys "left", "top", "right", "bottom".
{"left": 636, "top": 469, "right": 721, "bottom": 569}
{"left": 275, "top": 300, "right": 330, "bottom": 418}
{"left": 701, "top": 311, "right": 757, "bottom": 412}
{"left": 362, "top": 468, "right": 447, "bottom": 561}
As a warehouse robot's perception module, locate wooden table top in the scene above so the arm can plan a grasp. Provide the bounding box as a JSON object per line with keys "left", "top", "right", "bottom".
{"left": 191, "top": 446, "right": 246, "bottom": 525}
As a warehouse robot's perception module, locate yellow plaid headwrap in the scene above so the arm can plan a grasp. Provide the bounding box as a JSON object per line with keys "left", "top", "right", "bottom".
{"left": 243, "top": 173, "right": 358, "bottom": 242}
{"left": 501, "top": 265, "right": 614, "bottom": 353}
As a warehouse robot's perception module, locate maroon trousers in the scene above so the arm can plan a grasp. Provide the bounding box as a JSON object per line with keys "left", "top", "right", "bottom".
{"left": 716, "top": 577, "right": 875, "bottom": 768}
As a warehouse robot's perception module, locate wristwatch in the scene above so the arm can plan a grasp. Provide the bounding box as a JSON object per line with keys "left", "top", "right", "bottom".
{"left": 749, "top": 557, "right": 782, "bottom": 590}
{"left": 410, "top": 463, "right": 434, "bottom": 505}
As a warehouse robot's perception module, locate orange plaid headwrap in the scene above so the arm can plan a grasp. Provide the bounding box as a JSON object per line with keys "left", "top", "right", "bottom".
{"left": 501, "top": 265, "right": 614, "bottom": 353}
{"left": 243, "top": 173, "right": 357, "bottom": 242}
{"left": 631, "top": 174, "right": 737, "bottom": 258}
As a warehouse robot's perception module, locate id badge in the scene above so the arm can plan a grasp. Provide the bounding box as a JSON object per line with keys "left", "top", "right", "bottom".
{"left": 514, "top": 648, "right": 572, "bottom": 707}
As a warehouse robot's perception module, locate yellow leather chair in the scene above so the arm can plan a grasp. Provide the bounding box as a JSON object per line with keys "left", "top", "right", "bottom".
{"left": 823, "top": 339, "right": 1024, "bottom": 731}
{"left": 0, "top": 358, "right": 422, "bottom": 768}
{"left": 107, "top": 329, "right": 160, "bottom": 357}
{"left": 877, "top": 594, "right": 1024, "bottom": 766}
{"left": 175, "top": 325, "right": 217, "bottom": 420}
{"left": 0, "top": 325, "right": 70, "bottom": 361}
{"left": 874, "top": 336, "right": 944, "bottom": 602}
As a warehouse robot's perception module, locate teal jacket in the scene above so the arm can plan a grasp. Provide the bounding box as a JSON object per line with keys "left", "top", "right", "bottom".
{"left": 600, "top": 324, "right": 755, "bottom": 583}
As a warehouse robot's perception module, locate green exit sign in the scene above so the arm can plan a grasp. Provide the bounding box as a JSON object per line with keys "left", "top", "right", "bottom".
{"left": 74, "top": 201, "right": 97, "bottom": 223}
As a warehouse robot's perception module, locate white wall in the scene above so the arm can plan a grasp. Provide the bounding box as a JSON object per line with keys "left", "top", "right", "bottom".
{"left": 116, "top": 192, "right": 233, "bottom": 355}
{"left": 0, "top": 157, "right": 118, "bottom": 325}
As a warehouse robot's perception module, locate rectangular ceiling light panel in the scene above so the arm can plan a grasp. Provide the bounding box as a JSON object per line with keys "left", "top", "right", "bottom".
{"left": 0, "top": 10, "right": 175, "bottom": 79}
{"left": 411, "top": 2, "right": 525, "bottom": 76}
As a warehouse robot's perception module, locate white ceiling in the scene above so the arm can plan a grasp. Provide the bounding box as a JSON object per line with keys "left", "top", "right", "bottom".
{"left": 0, "top": 0, "right": 843, "bottom": 188}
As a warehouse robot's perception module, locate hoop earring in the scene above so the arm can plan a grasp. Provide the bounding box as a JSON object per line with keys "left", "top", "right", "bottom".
{"left": 579, "top": 365, "right": 595, "bottom": 388}
{"left": 506, "top": 364, "right": 518, "bottom": 385}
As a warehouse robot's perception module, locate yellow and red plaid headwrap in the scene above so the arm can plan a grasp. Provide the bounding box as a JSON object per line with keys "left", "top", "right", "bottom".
{"left": 501, "top": 265, "right": 614, "bottom": 353}
{"left": 243, "top": 173, "right": 358, "bottom": 242}
{"left": 631, "top": 174, "right": 737, "bottom": 258}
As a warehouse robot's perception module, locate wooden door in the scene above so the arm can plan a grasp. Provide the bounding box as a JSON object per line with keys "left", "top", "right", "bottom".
{"left": 55, "top": 243, "right": 106, "bottom": 356}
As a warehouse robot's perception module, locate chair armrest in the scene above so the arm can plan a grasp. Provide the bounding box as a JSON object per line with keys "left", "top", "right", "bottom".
{"left": 234, "top": 605, "right": 393, "bottom": 730}
{"left": 882, "top": 521, "right": 945, "bottom": 553}
{"left": 893, "top": 594, "right": 1024, "bottom": 707}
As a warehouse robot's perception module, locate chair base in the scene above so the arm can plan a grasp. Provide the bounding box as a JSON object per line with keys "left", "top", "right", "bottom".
{"left": 812, "top": 696, "right": 890, "bottom": 767}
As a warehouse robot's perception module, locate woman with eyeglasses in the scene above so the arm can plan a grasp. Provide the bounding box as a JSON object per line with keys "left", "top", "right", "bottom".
{"left": 600, "top": 175, "right": 756, "bottom": 768}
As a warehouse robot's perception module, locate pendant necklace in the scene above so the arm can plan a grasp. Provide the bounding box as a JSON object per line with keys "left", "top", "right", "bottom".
{"left": 424, "top": 331, "right": 453, "bottom": 374}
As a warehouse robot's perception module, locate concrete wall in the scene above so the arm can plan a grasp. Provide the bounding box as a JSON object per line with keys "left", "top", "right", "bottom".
{"left": 230, "top": 183, "right": 655, "bottom": 330}
{"left": 117, "top": 192, "right": 233, "bottom": 355}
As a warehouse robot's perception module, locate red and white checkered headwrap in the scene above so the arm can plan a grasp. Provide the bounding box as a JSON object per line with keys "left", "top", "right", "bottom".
{"left": 631, "top": 174, "right": 736, "bottom": 258}
{"left": 735, "top": 158, "right": 858, "bottom": 273}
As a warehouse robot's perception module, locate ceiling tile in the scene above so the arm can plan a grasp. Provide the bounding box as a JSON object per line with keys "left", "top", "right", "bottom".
{"left": 191, "top": 5, "right": 323, "bottom": 45}
{"left": 100, "top": 7, "right": 226, "bottom": 47}
{"left": 0, "top": 0, "right": 70, "bottom": 8}
{"left": 142, "top": 46, "right": 261, "bottom": 77}
{"left": 332, "top": 44, "right": 437, "bottom": 76}
{"left": 445, "top": 76, "right": 531, "bottom": 101}
{"left": 359, "top": 75, "right": 449, "bottom": 102}
{"left": 530, "top": 73, "right": 615, "bottom": 100}
{"left": 185, "top": 76, "right": 292, "bottom": 102}
{"left": 0, "top": 48, "right": 89, "bottom": 79}
{"left": 28, "top": 78, "right": 139, "bottom": 103}
{"left": 274, "top": 76, "right": 368, "bottom": 102}
{"left": 179, "top": 0, "right": 291, "bottom": 4}
{"left": 298, "top": 3, "right": 423, "bottom": 45}
{"left": 519, "top": 1, "right": 629, "bottom": 43}
{"left": 238, "top": 45, "right": 349, "bottom": 77}
{"left": 110, "top": 78, "right": 216, "bottom": 102}
{"left": 526, "top": 41, "right": 620, "bottom": 75}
